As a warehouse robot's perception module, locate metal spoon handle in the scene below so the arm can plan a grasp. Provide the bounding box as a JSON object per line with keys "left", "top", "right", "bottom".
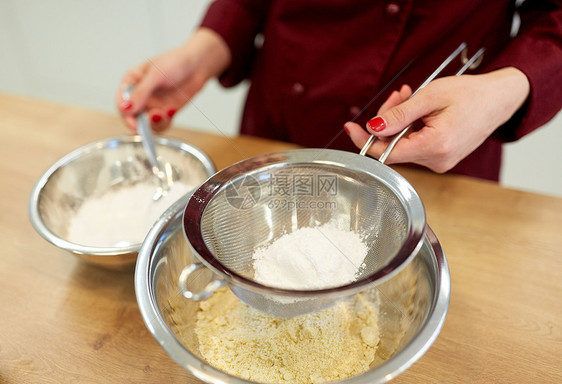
{"left": 122, "top": 85, "right": 169, "bottom": 195}
{"left": 136, "top": 112, "right": 162, "bottom": 175}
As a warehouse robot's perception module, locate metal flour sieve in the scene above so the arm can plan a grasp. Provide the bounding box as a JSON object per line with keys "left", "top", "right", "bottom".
{"left": 180, "top": 43, "right": 483, "bottom": 318}
{"left": 181, "top": 149, "right": 426, "bottom": 317}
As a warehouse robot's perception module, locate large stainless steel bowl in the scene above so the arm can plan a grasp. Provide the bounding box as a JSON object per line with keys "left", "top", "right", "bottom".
{"left": 135, "top": 196, "right": 450, "bottom": 383}
{"left": 29, "top": 135, "right": 215, "bottom": 270}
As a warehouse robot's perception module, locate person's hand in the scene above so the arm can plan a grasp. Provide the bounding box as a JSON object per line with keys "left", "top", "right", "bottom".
{"left": 344, "top": 67, "right": 530, "bottom": 173}
{"left": 116, "top": 28, "right": 231, "bottom": 132}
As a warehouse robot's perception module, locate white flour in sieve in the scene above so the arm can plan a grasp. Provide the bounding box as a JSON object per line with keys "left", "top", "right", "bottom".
{"left": 252, "top": 221, "right": 368, "bottom": 290}
{"left": 66, "top": 181, "right": 193, "bottom": 247}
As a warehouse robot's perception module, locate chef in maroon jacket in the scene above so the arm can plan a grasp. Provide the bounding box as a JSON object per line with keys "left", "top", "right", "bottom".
{"left": 117, "top": 0, "right": 562, "bottom": 182}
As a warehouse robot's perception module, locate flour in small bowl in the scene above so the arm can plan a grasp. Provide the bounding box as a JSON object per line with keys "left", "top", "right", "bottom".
{"left": 252, "top": 221, "right": 368, "bottom": 290}
{"left": 66, "top": 181, "right": 193, "bottom": 247}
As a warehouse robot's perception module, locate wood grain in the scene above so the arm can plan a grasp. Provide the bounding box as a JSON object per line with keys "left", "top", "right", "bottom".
{"left": 0, "top": 93, "right": 560, "bottom": 383}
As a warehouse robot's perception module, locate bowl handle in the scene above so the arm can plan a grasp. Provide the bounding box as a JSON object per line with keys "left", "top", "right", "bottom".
{"left": 178, "top": 263, "right": 227, "bottom": 301}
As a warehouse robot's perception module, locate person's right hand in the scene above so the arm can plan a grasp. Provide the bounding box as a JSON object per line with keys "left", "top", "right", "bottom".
{"left": 116, "top": 28, "right": 231, "bottom": 132}
{"left": 344, "top": 67, "right": 529, "bottom": 173}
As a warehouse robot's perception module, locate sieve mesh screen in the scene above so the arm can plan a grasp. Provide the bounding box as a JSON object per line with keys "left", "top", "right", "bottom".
{"left": 200, "top": 165, "right": 408, "bottom": 283}
{"left": 183, "top": 149, "right": 425, "bottom": 317}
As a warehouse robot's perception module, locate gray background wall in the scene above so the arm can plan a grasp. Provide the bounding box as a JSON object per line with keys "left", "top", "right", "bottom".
{"left": 2, "top": 0, "right": 560, "bottom": 196}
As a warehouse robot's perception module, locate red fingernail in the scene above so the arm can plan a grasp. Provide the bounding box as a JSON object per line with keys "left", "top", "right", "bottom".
{"left": 343, "top": 124, "right": 350, "bottom": 136}
{"left": 151, "top": 114, "right": 162, "bottom": 123}
{"left": 119, "top": 100, "right": 133, "bottom": 111}
{"left": 367, "top": 116, "right": 386, "bottom": 132}
{"left": 166, "top": 108, "right": 176, "bottom": 118}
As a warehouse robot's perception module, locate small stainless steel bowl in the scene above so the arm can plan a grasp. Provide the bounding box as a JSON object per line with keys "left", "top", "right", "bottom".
{"left": 29, "top": 135, "right": 215, "bottom": 270}
{"left": 135, "top": 198, "right": 450, "bottom": 383}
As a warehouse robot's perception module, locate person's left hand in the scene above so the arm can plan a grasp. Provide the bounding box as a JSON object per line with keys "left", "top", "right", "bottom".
{"left": 344, "top": 67, "right": 530, "bottom": 173}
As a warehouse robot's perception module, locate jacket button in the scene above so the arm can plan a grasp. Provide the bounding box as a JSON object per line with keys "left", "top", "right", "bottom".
{"left": 385, "top": 2, "right": 400, "bottom": 15}
{"left": 292, "top": 82, "right": 305, "bottom": 95}
{"left": 349, "top": 105, "right": 362, "bottom": 119}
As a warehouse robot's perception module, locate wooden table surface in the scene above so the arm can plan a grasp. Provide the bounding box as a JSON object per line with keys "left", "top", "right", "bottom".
{"left": 1, "top": 93, "right": 560, "bottom": 383}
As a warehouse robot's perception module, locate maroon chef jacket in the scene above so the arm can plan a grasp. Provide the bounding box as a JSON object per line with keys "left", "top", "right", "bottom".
{"left": 201, "top": 0, "right": 562, "bottom": 181}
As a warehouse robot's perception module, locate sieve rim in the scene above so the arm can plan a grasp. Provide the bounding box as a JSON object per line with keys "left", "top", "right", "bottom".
{"left": 183, "top": 149, "right": 426, "bottom": 297}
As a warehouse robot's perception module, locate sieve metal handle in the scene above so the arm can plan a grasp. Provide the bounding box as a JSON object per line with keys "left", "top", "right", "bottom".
{"left": 360, "top": 43, "right": 486, "bottom": 164}
{"left": 178, "top": 263, "right": 228, "bottom": 301}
